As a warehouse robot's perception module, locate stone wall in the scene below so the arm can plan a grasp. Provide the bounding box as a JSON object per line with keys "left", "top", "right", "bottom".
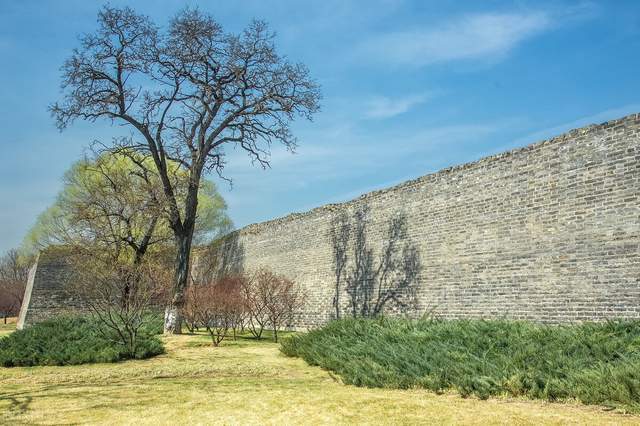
{"left": 18, "top": 113, "right": 640, "bottom": 328}
{"left": 206, "top": 113, "right": 640, "bottom": 328}
{"left": 17, "top": 247, "right": 88, "bottom": 329}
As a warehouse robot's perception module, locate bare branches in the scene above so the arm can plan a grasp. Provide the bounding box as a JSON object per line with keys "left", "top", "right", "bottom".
{"left": 0, "top": 250, "right": 29, "bottom": 322}
{"left": 52, "top": 5, "right": 320, "bottom": 201}
{"left": 52, "top": 6, "right": 320, "bottom": 332}
{"left": 185, "top": 275, "right": 247, "bottom": 346}
{"left": 246, "top": 268, "right": 305, "bottom": 342}
{"left": 68, "top": 251, "right": 170, "bottom": 355}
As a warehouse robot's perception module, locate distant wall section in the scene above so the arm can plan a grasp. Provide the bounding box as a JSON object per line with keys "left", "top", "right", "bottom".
{"left": 17, "top": 248, "right": 87, "bottom": 329}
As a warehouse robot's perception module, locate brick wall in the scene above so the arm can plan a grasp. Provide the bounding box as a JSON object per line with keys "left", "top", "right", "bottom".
{"left": 207, "top": 113, "right": 640, "bottom": 328}
{"left": 19, "top": 113, "right": 640, "bottom": 328}
{"left": 17, "top": 247, "right": 88, "bottom": 329}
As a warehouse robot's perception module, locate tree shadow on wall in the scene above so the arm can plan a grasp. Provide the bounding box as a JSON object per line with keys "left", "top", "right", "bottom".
{"left": 196, "top": 232, "right": 245, "bottom": 283}
{"left": 331, "top": 206, "right": 420, "bottom": 319}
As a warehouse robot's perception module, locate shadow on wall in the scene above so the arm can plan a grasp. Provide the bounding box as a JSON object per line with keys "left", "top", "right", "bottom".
{"left": 331, "top": 206, "right": 421, "bottom": 319}
{"left": 196, "top": 232, "right": 246, "bottom": 283}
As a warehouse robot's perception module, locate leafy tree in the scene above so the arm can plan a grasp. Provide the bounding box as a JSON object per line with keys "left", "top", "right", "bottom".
{"left": 22, "top": 151, "right": 231, "bottom": 262}
{"left": 51, "top": 6, "right": 320, "bottom": 332}
{"left": 21, "top": 150, "right": 230, "bottom": 336}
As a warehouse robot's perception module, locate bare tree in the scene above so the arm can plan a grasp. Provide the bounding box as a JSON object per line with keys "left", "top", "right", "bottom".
{"left": 186, "top": 275, "right": 246, "bottom": 346}
{"left": 69, "top": 251, "right": 170, "bottom": 356}
{"left": 242, "top": 272, "right": 270, "bottom": 339}
{"left": 0, "top": 250, "right": 30, "bottom": 323}
{"left": 51, "top": 6, "right": 321, "bottom": 333}
{"left": 249, "top": 268, "right": 305, "bottom": 342}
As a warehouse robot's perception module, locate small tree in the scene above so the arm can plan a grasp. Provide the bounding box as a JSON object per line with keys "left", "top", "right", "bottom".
{"left": 0, "top": 250, "right": 30, "bottom": 323}
{"left": 186, "top": 275, "right": 246, "bottom": 346}
{"left": 249, "top": 268, "right": 305, "bottom": 342}
{"left": 69, "top": 251, "right": 170, "bottom": 356}
{"left": 243, "top": 271, "right": 270, "bottom": 339}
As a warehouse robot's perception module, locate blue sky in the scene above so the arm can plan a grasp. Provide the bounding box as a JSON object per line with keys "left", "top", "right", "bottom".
{"left": 1, "top": 0, "right": 639, "bottom": 253}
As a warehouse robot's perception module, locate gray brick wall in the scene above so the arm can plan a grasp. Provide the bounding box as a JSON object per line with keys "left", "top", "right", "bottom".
{"left": 208, "top": 113, "right": 640, "bottom": 328}
{"left": 17, "top": 247, "right": 88, "bottom": 329}
{"left": 18, "top": 113, "right": 640, "bottom": 329}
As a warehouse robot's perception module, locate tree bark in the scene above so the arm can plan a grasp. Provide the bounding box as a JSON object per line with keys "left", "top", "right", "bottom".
{"left": 164, "top": 177, "right": 199, "bottom": 335}
{"left": 164, "top": 232, "right": 192, "bottom": 334}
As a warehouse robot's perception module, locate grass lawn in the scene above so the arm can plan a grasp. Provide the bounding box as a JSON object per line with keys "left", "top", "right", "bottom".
{"left": 0, "top": 317, "right": 17, "bottom": 337}
{"left": 0, "top": 325, "right": 637, "bottom": 425}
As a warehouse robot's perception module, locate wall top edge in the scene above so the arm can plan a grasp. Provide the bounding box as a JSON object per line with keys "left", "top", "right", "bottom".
{"left": 227, "top": 112, "right": 639, "bottom": 236}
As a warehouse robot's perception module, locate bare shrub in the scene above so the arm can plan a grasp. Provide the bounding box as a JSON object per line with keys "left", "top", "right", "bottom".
{"left": 0, "top": 250, "right": 30, "bottom": 323}
{"left": 242, "top": 272, "right": 270, "bottom": 340}
{"left": 246, "top": 269, "right": 306, "bottom": 342}
{"left": 69, "top": 252, "right": 170, "bottom": 356}
{"left": 185, "top": 276, "right": 246, "bottom": 346}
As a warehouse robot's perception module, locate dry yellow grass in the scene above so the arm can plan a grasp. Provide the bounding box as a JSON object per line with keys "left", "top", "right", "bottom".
{"left": 0, "top": 326, "right": 638, "bottom": 425}
{"left": 0, "top": 317, "right": 17, "bottom": 337}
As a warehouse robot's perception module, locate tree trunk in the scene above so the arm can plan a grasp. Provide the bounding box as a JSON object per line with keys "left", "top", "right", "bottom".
{"left": 164, "top": 305, "right": 182, "bottom": 334}
{"left": 164, "top": 232, "right": 193, "bottom": 334}
{"left": 163, "top": 166, "right": 200, "bottom": 335}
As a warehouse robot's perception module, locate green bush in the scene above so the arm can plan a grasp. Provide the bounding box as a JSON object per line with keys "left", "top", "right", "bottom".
{"left": 281, "top": 318, "right": 640, "bottom": 412}
{"left": 0, "top": 315, "right": 164, "bottom": 367}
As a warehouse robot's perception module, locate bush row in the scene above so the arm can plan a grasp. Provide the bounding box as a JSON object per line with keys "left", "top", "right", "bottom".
{"left": 281, "top": 317, "right": 640, "bottom": 412}
{"left": 0, "top": 315, "right": 164, "bottom": 367}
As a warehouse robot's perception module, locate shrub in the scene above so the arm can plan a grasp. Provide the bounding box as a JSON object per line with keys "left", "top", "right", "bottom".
{"left": 281, "top": 318, "right": 640, "bottom": 412}
{"left": 185, "top": 275, "right": 247, "bottom": 346}
{"left": 0, "top": 315, "right": 164, "bottom": 367}
{"left": 245, "top": 268, "right": 305, "bottom": 342}
{"left": 68, "top": 252, "right": 170, "bottom": 357}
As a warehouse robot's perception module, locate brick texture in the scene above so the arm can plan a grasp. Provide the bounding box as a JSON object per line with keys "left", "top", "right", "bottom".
{"left": 18, "top": 113, "right": 640, "bottom": 329}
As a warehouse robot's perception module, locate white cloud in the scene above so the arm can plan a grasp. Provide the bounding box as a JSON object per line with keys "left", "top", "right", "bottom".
{"left": 363, "top": 92, "right": 431, "bottom": 119}
{"left": 359, "top": 11, "right": 551, "bottom": 67}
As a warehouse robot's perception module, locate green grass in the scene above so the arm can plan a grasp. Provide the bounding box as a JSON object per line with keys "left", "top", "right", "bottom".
{"left": 281, "top": 318, "right": 640, "bottom": 412}
{"left": 0, "top": 327, "right": 637, "bottom": 425}
{"left": 0, "top": 315, "right": 164, "bottom": 367}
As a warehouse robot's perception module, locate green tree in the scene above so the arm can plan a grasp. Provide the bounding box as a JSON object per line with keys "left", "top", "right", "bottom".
{"left": 22, "top": 150, "right": 231, "bottom": 262}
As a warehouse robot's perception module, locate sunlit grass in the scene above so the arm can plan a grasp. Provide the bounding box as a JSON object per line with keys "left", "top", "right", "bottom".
{"left": 0, "top": 326, "right": 637, "bottom": 425}
{"left": 0, "top": 317, "right": 17, "bottom": 337}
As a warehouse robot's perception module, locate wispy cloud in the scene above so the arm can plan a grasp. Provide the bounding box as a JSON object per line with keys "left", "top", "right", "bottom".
{"left": 363, "top": 92, "right": 432, "bottom": 119}
{"left": 358, "top": 11, "right": 551, "bottom": 67}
